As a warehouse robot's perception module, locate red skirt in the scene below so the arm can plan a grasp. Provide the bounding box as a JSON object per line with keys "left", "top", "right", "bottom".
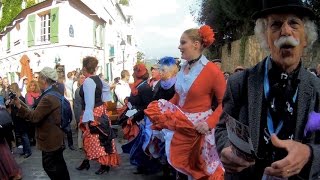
{"left": 0, "top": 138, "right": 21, "bottom": 180}
{"left": 80, "top": 105, "right": 120, "bottom": 167}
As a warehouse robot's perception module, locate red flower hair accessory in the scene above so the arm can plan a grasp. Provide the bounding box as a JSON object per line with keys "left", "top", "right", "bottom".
{"left": 198, "top": 25, "right": 215, "bottom": 48}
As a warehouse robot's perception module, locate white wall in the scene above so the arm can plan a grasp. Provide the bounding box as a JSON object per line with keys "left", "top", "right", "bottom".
{"left": 0, "top": 0, "right": 138, "bottom": 81}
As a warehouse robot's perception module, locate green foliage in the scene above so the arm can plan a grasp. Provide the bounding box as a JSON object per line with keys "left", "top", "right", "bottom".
{"left": 27, "top": 0, "right": 36, "bottom": 8}
{"left": 119, "top": 0, "right": 129, "bottom": 6}
{"left": 203, "top": 48, "right": 217, "bottom": 60}
{"left": 239, "top": 36, "right": 248, "bottom": 64}
{"left": 197, "top": 0, "right": 260, "bottom": 43}
{"left": 195, "top": 0, "right": 320, "bottom": 57}
{"left": 0, "top": 0, "right": 36, "bottom": 32}
{"left": 0, "top": 0, "right": 23, "bottom": 31}
{"left": 305, "top": 0, "right": 320, "bottom": 37}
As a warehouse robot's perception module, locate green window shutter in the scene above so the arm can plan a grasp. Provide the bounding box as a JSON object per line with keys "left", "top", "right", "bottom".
{"left": 50, "top": 7, "right": 59, "bottom": 43}
{"left": 7, "top": 32, "right": 10, "bottom": 50}
{"left": 100, "top": 25, "right": 104, "bottom": 47}
{"left": 109, "top": 46, "right": 114, "bottom": 57}
{"left": 93, "top": 22, "right": 97, "bottom": 46}
{"left": 27, "top": 14, "right": 35, "bottom": 47}
{"left": 106, "top": 63, "right": 109, "bottom": 81}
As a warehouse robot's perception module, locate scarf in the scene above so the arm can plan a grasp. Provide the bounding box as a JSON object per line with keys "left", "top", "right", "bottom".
{"left": 26, "top": 92, "right": 40, "bottom": 106}
{"left": 160, "top": 77, "right": 176, "bottom": 90}
{"left": 130, "top": 79, "right": 144, "bottom": 96}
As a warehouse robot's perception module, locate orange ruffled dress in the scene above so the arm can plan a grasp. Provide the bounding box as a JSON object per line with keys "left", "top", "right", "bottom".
{"left": 145, "top": 57, "right": 226, "bottom": 180}
{"left": 80, "top": 104, "right": 120, "bottom": 166}
{"left": 145, "top": 100, "right": 224, "bottom": 180}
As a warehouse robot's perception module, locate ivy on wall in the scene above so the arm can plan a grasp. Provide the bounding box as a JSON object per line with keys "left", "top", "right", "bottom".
{"left": 239, "top": 36, "right": 248, "bottom": 65}
{"left": 0, "top": 0, "right": 35, "bottom": 32}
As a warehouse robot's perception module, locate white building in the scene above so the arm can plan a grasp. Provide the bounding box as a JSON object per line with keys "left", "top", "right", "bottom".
{"left": 0, "top": 0, "right": 137, "bottom": 82}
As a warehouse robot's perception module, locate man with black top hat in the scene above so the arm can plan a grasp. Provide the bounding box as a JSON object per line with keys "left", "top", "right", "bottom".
{"left": 215, "top": 0, "right": 320, "bottom": 179}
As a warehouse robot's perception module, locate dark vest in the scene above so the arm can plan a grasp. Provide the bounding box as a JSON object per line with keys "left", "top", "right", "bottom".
{"left": 79, "top": 76, "right": 103, "bottom": 110}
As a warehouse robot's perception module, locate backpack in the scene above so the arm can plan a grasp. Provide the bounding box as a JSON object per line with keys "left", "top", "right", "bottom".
{"left": 45, "top": 90, "right": 73, "bottom": 131}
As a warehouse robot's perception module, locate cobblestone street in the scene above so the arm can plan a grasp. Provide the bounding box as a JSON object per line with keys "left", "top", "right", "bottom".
{"left": 13, "top": 130, "right": 164, "bottom": 180}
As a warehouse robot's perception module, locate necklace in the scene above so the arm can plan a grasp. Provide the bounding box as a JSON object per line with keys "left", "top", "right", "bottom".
{"left": 187, "top": 55, "right": 201, "bottom": 70}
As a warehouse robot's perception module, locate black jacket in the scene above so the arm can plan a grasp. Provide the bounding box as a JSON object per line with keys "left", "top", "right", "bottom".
{"left": 215, "top": 58, "right": 320, "bottom": 180}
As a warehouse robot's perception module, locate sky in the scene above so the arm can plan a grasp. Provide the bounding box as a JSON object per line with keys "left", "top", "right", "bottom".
{"left": 131, "top": 0, "right": 199, "bottom": 59}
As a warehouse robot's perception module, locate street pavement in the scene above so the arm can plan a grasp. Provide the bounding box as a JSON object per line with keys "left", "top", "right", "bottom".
{"left": 13, "top": 130, "right": 164, "bottom": 180}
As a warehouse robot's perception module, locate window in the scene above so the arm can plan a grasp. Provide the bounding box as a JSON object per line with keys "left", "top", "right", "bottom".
{"left": 127, "top": 35, "right": 131, "bottom": 46}
{"left": 40, "top": 13, "right": 50, "bottom": 43}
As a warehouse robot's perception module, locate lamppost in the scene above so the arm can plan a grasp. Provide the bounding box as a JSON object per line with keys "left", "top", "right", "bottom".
{"left": 120, "top": 39, "right": 126, "bottom": 70}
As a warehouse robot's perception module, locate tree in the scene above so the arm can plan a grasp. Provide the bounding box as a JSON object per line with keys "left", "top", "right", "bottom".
{"left": 0, "top": 0, "right": 23, "bottom": 31}
{"left": 195, "top": 0, "right": 320, "bottom": 58}
{"left": 196, "top": 0, "right": 261, "bottom": 58}
{"left": 0, "top": 0, "right": 36, "bottom": 32}
{"left": 305, "top": 0, "right": 320, "bottom": 32}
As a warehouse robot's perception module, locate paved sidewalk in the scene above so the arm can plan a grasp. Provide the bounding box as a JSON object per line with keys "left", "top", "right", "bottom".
{"left": 13, "top": 131, "right": 164, "bottom": 180}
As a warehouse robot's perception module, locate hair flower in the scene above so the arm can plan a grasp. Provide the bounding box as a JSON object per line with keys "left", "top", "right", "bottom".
{"left": 198, "top": 25, "right": 215, "bottom": 48}
{"left": 304, "top": 111, "right": 320, "bottom": 136}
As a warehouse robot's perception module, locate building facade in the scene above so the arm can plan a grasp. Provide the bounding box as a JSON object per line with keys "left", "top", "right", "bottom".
{"left": 0, "top": 0, "right": 137, "bottom": 82}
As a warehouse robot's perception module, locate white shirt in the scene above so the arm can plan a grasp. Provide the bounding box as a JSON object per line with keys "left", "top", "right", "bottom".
{"left": 114, "top": 79, "right": 131, "bottom": 107}
{"left": 82, "top": 77, "right": 112, "bottom": 122}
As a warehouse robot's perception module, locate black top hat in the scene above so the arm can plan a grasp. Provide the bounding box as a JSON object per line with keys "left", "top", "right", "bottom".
{"left": 252, "top": 0, "right": 315, "bottom": 20}
{"left": 212, "top": 59, "right": 222, "bottom": 63}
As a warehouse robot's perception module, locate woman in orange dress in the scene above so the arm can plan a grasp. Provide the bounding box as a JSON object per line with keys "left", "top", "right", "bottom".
{"left": 76, "top": 56, "right": 120, "bottom": 174}
{"left": 145, "top": 25, "right": 226, "bottom": 180}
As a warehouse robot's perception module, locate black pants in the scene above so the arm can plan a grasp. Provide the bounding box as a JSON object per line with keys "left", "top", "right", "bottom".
{"left": 42, "top": 148, "right": 70, "bottom": 180}
{"left": 64, "top": 125, "right": 73, "bottom": 147}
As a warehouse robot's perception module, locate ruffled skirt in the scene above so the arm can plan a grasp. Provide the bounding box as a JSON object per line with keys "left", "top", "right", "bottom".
{"left": 0, "top": 138, "right": 21, "bottom": 180}
{"left": 80, "top": 105, "right": 120, "bottom": 166}
{"left": 144, "top": 99, "right": 224, "bottom": 180}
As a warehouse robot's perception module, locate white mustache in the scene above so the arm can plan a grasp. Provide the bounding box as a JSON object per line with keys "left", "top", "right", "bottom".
{"left": 274, "top": 36, "right": 300, "bottom": 48}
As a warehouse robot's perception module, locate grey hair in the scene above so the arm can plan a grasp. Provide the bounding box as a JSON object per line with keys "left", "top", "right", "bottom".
{"left": 254, "top": 17, "right": 318, "bottom": 52}
{"left": 39, "top": 72, "right": 56, "bottom": 85}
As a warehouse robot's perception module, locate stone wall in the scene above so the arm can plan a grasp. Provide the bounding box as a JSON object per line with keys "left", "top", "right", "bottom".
{"left": 221, "top": 35, "right": 320, "bottom": 73}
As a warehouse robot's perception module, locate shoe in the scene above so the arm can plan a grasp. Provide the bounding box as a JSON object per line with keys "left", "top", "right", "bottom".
{"left": 133, "top": 167, "right": 144, "bottom": 174}
{"left": 12, "top": 174, "right": 22, "bottom": 180}
{"left": 76, "top": 159, "right": 90, "bottom": 170}
{"left": 95, "top": 165, "right": 110, "bottom": 175}
{"left": 24, "top": 153, "right": 32, "bottom": 158}
{"left": 30, "top": 140, "right": 36, "bottom": 146}
{"left": 69, "top": 145, "right": 76, "bottom": 150}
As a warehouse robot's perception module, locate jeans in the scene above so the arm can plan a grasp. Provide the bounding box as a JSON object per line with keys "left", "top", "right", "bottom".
{"left": 21, "top": 132, "right": 31, "bottom": 154}
{"left": 42, "top": 148, "right": 70, "bottom": 180}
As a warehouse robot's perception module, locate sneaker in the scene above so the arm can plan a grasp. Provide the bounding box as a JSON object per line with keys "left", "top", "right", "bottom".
{"left": 24, "top": 153, "right": 32, "bottom": 158}
{"left": 17, "top": 145, "right": 23, "bottom": 149}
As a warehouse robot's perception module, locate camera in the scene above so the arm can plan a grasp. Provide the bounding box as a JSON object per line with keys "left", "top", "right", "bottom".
{"left": 8, "top": 91, "right": 17, "bottom": 100}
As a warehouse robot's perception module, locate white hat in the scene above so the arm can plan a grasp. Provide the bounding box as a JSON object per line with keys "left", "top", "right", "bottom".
{"left": 40, "top": 67, "right": 58, "bottom": 81}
